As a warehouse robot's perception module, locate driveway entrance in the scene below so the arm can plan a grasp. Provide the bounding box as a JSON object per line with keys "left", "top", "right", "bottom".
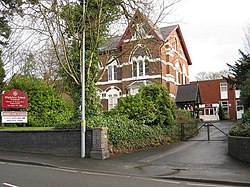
{"left": 180, "top": 122, "right": 229, "bottom": 141}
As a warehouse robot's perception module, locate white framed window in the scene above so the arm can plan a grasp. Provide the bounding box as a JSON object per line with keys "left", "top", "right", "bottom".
{"left": 220, "top": 82, "right": 228, "bottom": 99}
{"left": 130, "top": 87, "right": 140, "bottom": 95}
{"left": 107, "top": 58, "right": 118, "bottom": 81}
{"left": 236, "top": 100, "right": 243, "bottom": 111}
{"left": 205, "top": 108, "right": 215, "bottom": 115}
{"left": 235, "top": 89, "right": 241, "bottom": 98}
{"left": 108, "top": 94, "right": 118, "bottom": 110}
{"left": 106, "top": 88, "right": 120, "bottom": 110}
{"left": 132, "top": 57, "right": 149, "bottom": 77}
{"left": 182, "top": 64, "right": 187, "bottom": 85}
{"left": 175, "top": 60, "right": 181, "bottom": 84}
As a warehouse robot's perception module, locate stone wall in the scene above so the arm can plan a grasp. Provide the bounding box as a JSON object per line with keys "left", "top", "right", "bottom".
{"left": 228, "top": 135, "right": 250, "bottom": 163}
{"left": 0, "top": 128, "right": 109, "bottom": 159}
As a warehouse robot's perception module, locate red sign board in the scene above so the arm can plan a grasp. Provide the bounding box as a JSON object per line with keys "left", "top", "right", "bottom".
{"left": 205, "top": 104, "right": 213, "bottom": 108}
{"left": 2, "top": 89, "right": 28, "bottom": 109}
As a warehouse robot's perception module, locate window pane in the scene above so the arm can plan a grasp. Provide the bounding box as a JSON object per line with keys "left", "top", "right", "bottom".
{"left": 145, "top": 59, "right": 149, "bottom": 75}
{"left": 108, "top": 66, "right": 112, "bottom": 80}
{"left": 113, "top": 65, "right": 117, "bottom": 80}
{"left": 139, "top": 60, "right": 143, "bottom": 76}
{"left": 113, "top": 94, "right": 118, "bottom": 105}
{"left": 133, "top": 61, "right": 137, "bottom": 77}
{"left": 108, "top": 95, "right": 113, "bottom": 110}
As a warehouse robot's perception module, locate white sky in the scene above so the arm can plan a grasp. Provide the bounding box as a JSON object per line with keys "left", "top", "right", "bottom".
{"left": 168, "top": 0, "right": 250, "bottom": 81}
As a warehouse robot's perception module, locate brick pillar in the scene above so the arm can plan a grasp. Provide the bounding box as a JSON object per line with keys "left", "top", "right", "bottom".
{"left": 90, "top": 127, "right": 110, "bottom": 159}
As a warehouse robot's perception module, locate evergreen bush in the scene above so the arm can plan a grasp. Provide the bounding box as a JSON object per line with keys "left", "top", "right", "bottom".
{"left": 116, "top": 84, "right": 176, "bottom": 127}
{"left": 230, "top": 111, "right": 250, "bottom": 137}
{"left": 4, "top": 75, "right": 73, "bottom": 127}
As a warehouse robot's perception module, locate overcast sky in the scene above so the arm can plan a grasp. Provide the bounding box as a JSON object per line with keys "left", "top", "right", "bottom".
{"left": 168, "top": 0, "right": 250, "bottom": 81}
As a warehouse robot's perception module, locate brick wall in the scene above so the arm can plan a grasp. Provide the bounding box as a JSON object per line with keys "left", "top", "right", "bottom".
{"left": 0, "top": 128, "right": 109, "bottom": 159}
{"left": 228, "top": 135, "right": 250, "bottom": 163}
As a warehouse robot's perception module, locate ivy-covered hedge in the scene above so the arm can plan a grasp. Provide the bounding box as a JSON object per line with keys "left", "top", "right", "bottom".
{"left": 230, "top": 111, "right": 250, "bottom": 137}
{"left": 87, "top": 114, "right": 179, "bottom": 154}
{"left": 56, "top": 84, "right": 197, "bottom": 154}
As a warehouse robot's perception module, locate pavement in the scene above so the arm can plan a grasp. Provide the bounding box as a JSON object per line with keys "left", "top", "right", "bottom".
{"left": 0, "top": 122, "right": 250, "bottom": 186}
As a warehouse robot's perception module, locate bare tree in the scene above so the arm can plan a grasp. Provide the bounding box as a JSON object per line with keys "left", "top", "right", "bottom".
{"left": 244, "top": 24, "right": 250, "bottom": 54}
{"left": 2, "top": 0, "right": 180, "bottom": 85}
{"left": 195, "top": 70, "right": 231, "bottom": 81}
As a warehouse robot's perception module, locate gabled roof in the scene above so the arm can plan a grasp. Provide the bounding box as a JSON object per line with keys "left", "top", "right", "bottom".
{"left": 175, "top": 84, "right": 200, "bottom": 103}
{"left": 116, "top": 9, "right": 163, "bottom": 48}
{"left": 100, "top": 10, "right": 192, "bottom": 65}
{"left": 160, "top": 25, "right": 178, "bottom": 40}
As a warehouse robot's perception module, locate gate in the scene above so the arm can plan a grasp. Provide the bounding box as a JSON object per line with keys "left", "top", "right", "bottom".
{"left": 180, "top": 122, "right": 228, "bottom": 141}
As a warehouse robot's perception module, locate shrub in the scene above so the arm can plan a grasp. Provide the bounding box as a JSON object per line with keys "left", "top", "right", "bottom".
{"left": 116, "top": 84, "right": 176, "bottom": 127}
{"left": 176, "top": 109, "right": 193, "bottom": 124}
{"left": 87, "top": 114, "right": 179, "bottom": 151}
{"left": 230, "top": 111, "right": 250, "bottom": 137}
{"left": 218, "top": 104, "right": 228, "bottom": 120}
{"left": 4, "top": 75, "right": 73, "bottom": 127}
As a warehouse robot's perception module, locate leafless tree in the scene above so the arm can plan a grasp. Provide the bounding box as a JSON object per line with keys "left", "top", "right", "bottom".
{"left": 195, "top": 70, "right": 231, "bottom": 81}
{"left": 244, "top": 24, "right": 250, "bottom": 54}
{"left": 2, "top": 0, "right": 181, "bottom": 85}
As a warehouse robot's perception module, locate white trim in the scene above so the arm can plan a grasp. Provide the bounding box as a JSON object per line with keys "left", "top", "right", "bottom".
{"left": 122, "top": 75, "right": 161, "bottom": 82}
{"left": 164, "top": 42, "right": 172, "bottom": 47}
{"left": 123, "top": 35, "right": 154, "bottom": 43}
{"left": 96, "top": 80, "right": 122, "bottom": 85}
{"left": 165, "top": 48, "right": 174, "bottom": 57}
{"left": 96, "top": 73, "right": 178, "bottom": 85}
{"left": 169, "top": 93, "right": 176, "bottom": 99}
{"left": 163, "top": 74, "right": 176, "bottom": 83}
{"left": 160, "top": 60, "right": 174, "bottom": 67}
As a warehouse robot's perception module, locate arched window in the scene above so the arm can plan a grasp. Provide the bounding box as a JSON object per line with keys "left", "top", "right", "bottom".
{"left": 107, "top": 57, "right": 118, "bottom": 81}
{"left": 106, "top": 87, "right": 121, "bottom": 110}
{"left": 132, "top": 57, "right": 150, "bottom": 77}
{"left": 175, "top": 60, "right": 181, "bottom": 84}
{"left": 128, "top": 80, "right": 153, "bottom": 96}
{"left": 174, "top": 37, "right": 178, "bottom": 51}
{"left": 182, "top": 64, "right": 187, "bottom": 85}
{"left": 130, "top": 45, "right": 150, "bottom": 78}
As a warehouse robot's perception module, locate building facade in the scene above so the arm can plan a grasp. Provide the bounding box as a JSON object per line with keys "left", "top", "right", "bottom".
{"left": 97, "top": 10, "right": 192, "bottom": 110}
{"left": 191, "top": 79, "right": 244, "bottom": 121}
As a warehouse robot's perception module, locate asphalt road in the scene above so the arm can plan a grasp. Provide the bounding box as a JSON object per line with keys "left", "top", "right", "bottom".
{"left": 0, "top": 161, "right": 235, "bottom": 187}
{"left": 0, "top": 121, "right": 249, "bottom": 186}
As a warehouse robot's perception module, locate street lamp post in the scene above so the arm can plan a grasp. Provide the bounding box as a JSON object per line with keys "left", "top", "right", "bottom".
{"left": 81, "top": 0, "right": 86, "bottom": 158}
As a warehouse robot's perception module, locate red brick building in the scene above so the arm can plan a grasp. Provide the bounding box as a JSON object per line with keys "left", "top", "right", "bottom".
{"left": 97, "top": 10, "right": 192, "bottom": 110}
{"left": 191, "top": 79, "right": 244, "bottom": 121}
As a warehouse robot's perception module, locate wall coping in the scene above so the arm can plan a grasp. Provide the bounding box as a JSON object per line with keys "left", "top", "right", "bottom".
{"left": 228, "top": 135, "right": 250, "bottom": 139}
{"left": 0, "top": 129, "right": 81, "bottom": 133}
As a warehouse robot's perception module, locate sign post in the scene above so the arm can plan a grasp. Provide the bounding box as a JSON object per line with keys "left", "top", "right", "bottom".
{"left": 1, "top": 89, "right": 28, "bottom": 126}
